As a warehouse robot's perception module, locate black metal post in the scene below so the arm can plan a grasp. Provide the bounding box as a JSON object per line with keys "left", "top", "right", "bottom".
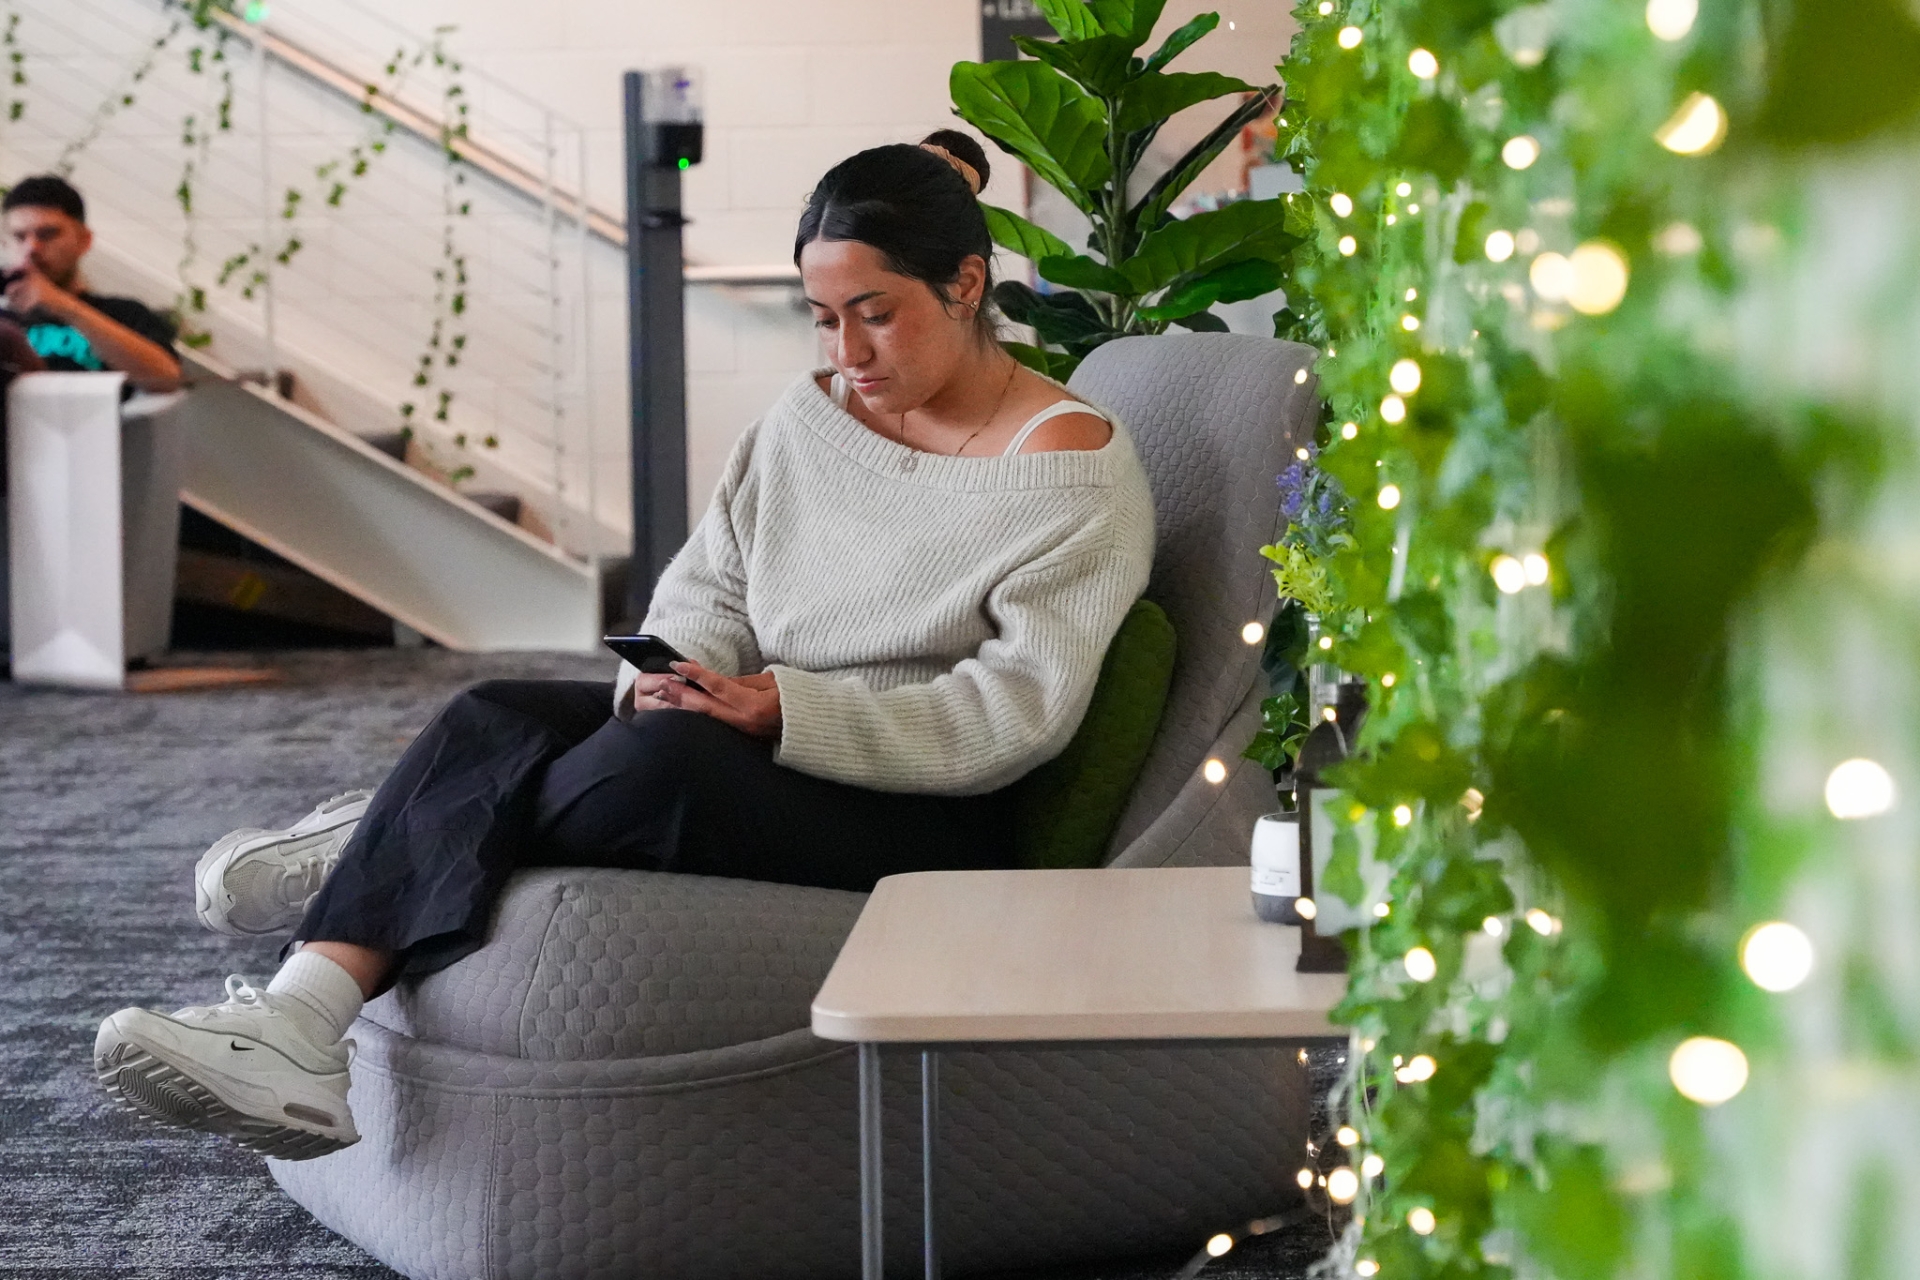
{"left": 622, "top": 69, "right": 690, "bottom": 623}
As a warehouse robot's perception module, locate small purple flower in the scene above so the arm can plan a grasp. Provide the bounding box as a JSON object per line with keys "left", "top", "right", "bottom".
{"left": 1277, "top": 461, "right": 1310, "bottom": 522}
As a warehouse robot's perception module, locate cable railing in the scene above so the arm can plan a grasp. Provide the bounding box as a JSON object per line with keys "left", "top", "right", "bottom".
{"left": 3, "top": 0, "right": 625, "bottom": 561}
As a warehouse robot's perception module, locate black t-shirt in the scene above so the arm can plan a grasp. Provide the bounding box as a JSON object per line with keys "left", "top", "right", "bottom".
{"left": 2, "top": 293, "right": 180, "bottom": 374}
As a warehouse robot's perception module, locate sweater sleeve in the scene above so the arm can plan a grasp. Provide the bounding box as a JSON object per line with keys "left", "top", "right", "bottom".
{"left": 613, "top": 424, "right": 764, "bottom": 717}
{"left": 768, "top": 543, "right": 1149, "bottom": 796}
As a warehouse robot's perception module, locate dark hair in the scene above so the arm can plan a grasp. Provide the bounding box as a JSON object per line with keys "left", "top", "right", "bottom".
{"left": 794, "top": 130, "right": 997, "bottom": 339}
{"left": 3, "top": 174, "right": 86, "bottom": 223}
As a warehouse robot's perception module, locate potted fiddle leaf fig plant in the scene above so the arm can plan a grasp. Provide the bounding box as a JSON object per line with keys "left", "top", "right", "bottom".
{"left": 951, "top": 0, "right": 1304, "bottom": 376}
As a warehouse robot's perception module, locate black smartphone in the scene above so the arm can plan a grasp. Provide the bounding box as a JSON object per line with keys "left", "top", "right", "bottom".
{"left": 602, "top": 633, "right": 709, "bottom": 694}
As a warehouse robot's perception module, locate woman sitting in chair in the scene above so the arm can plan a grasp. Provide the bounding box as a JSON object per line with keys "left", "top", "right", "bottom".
{"left": 95, "top": 131, "right": 1154, "bottom": 1160}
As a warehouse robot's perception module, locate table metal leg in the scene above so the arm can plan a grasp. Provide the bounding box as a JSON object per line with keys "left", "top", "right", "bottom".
{"left": 921, "top": 1050, "right": 941, "bottom": 1280}
{"left": 860, "top": 1042, "right": 883, "bottom": 1280}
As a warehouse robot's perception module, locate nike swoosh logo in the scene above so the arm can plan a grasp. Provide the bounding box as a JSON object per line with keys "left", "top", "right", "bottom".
{"left": 229, "top": 1041, "right": 257, "bottom": 1052}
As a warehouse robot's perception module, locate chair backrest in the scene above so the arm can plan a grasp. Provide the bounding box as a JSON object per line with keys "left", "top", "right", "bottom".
{"left": 1067, "top": 333, "right": 1319, "bottom": 858}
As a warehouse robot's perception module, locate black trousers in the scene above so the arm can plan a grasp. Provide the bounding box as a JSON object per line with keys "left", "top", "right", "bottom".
{"left": 296, "top": 679, "right": 1018, "bottom": 981}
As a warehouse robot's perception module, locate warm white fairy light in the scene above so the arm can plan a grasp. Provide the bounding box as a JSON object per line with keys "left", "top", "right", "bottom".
{"left": 1297, "top": 1167, "right": 1316, "bottom": 1190}
{"left": 1338, "top": 25, "right": 1364, "bottom": 48}
{"left": 1825, "top": 758, "right": 1896, "bottom": 818}
{"left": 1207, "top": 1234, "right": 1234, "bottom": 1257}
{"left": 1403, "top": 945, "right": 1436, "bottom": 981}
{"left": 1392, "top": 804, "right": 1415, "bottom": 828}
{"left": 1241, "top": 621, "right": 1266, "bottom": 645}
{"left": 1485, "top": 229, "right": 1516, "bottom": 262}
{"left": 1502, "top": 135, "right": 1541, "bottom": 169}
{"left": 1339, "top": 235, "right": 1359, "bottom": 256}
{"left": 1319, "top": 635, "right": 1335, "bottom": 651}
{"left": 1336, "top": 1126, "right": 1359, "bottom": 1147}
{"left": 1406, "top": 203, "right": 1420, "bottom": 214}
{"left": 1326, "top": 1167, "right": 1361, "bottom": 1203}
{"left": 1566, "top": 241, "right": 1630, "bottom": 315}
{"left": 1295, "top": 368, "right": 1310, "bottom": 384}
{"left": 1342, "top": 421, "right": 1359, "bottom": 440}
{"left": 1395, "top": 181, "right": 1413, "bottom": 197}
{"left": 1202, "top": 758, "right": 1228, "bottom": 784}
{"left": 1356, "top": 1260, "right": 1380, "bottom": 1277}
{"left": 1390, "top": 359, "right": 1422, "bottom": 394}
{"left": 1330, "top": 192, "right": 1354, "bottom": 217}
{"left": 1529, "top": 252, "right": 1574, "bottom": 302}
{"left": 1407, "top": 47, "right": 1438, "bottom": 78}
{"left": 1404, "top": 287, "right": 1418, "bottom": 302}
{"left": 1522, "top": 552, "right": 1550, "bottom": 585}
{"left": 1408, "top": 1207, "right": 1437, "bottom": 1236}
{"left": 1322, "top": 705, "right": 1338, "bottom": 721}
{"left": 1381, "top": 395, "right": 1407, "bottom": 424}
{"left": 1654, "top": 221, "right": 1704, "bottom": 255}
{"left": 1656, "top": 92, "right": 1728, "bottom": 155}
{"left": 1741, "top": 921, "right": 1815, "bottom": 992}
{"left": 1401, "top": 314, "right": 1420, "bottom": 331}
{"left": 1462, "top": 787, "right": 1484, "bottom": 820}
{"left": 1378, "top": 484, "right": 1403, "bottom": 511}
{"left": 1381, "top": 672, "right": 1397, "bottom": 688}
{"left": 1646, "top": 0, "right": 1698, "bottom": 41}
{"left": 1386, "top": 213, "right": 1398, "bottom": 225}
{"left": 1490, "top": 554, "right": 1528, "bottom": 594}
{"left": 1669, "top": 1036, "right": 1749, "bottom": 1105}
{"left": 1526, "top": 908, "right": 1559, "bottom": 936}
{"left": 1318, "top": 0, "right": 1334, "bottom": 12}
{"left": 1395, "top": 1054, "right": 1437, "bottom": 1083}
{"left": 1297, "top": 446, "right": 1311, "bottom": 460}
{"left": 1296, "top": 896, "right": 1318, "bottom": 920}
{"left": 1373, "top": 901, "right": 1391, "bottom": 918}
{"left": 1361, "top": 1152, "right": 1385, "bottom": 1178}
{"left": 1483, "top": 915, "right": 1505, "bottom": 937}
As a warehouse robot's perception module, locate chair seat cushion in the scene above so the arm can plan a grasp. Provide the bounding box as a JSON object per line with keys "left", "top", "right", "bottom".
{"left": 1014, "top": 598, "right": 1177, "bottom": 869}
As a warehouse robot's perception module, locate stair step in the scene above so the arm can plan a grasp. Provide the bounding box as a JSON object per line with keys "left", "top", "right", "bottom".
{"left": 466, "top": 491, "right": 522, "bottom": 524}
{"left": 358, "top": 430, "right": 410, "bottom": 461}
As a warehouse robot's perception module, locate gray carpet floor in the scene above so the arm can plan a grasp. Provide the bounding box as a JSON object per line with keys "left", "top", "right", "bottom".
{"left": 0, "top": 649, "right": 1343, "bottom": 1279}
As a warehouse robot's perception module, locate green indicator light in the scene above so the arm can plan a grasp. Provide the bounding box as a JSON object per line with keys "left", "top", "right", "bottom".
{"left": 244, "top": 0, "right": 269, "bottom": 21}
{"left": 677, "top": 157, "right": 691, "bottom": 171}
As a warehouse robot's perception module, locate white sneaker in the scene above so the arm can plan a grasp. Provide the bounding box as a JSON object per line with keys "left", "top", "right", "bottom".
{"left": 195, "top": 790, "right": 372, "bottom": 936}
{"left": 95, "top": 976, "right": 359, "bottom": 1161}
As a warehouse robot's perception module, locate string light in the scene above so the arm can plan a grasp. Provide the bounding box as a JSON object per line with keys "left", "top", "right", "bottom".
{"left": 1525, "top": 908, "right": 1559, "bottom": 936}
{"left": 1326, "top": 1167, "right": 1360, "bottom": 1203}
{"left": 1656, "top": 92, "right": 1728, "bottom": 155}
{"left": 1386, "top": 214, "right": 1398, "bottom": 225}
{"left": 1408, "top": 1207, "right": 1437, "bottom": 1235}
{"left": 1361, "top": 1152, "right": 1385, "bottom": 1178}
{"left": 1654, "top": 221, "right": 1704, "bottom": 255}
{"left": 1403, "top": 945, "right": 1436, "bottom": 980}
{"left": 1203, "top": 758, "right": 1228, "bottom": 784}
{"left": 1490, "top": 554, "right": 1528, "bottom": 594}
{"left": 1295, "top": 368, "right": 1310, "bottom": 384}
{"left": 1405, "top": 287, "right": 1418, "bottom": 302}
{"left": 1296, "top": 1167, "right": 1314, "bottom": 1189}
{"left": 1381, "top": 395, "right": 1407, "bottom": 424}
{"left": 1241, "top": 621, "right": 1266, "bottom": 645}
{"left": 1296, "top": 897, "right": 1318, "bottom": 920}
{"left": 1485, "top": 229, "right": 1516, "bottom": 262}
{"left": 1483, "top": 915, "right": 1504, "bottom": 937}
{"left": 1381, "top": 672, "right": 1396, "bottom": 687}
{"left": 1318, "top": 0, "right": 1334, "bottom": 12}
{"left": 1395, "top": 1054, "right": 1436, "bottom": 1083}
{"left": 1207, "top": 1234, "right": 1234, "bottom": 1257}
{"left": 1400, "top": 314, "right": 1420, "bottom": 331}
{"left": 1337, "top": 25, "right": 1364, "bottom": 48}
{"left": 1462, "top": 787, "right": 1484, "bottom": 820}
{"left": 1342, "top": 421, "right": 1359, "bottom": 440}
{"left": 1566, "top": 242, "right": 1630, "bottom": 315}
{"left": 1324, "top": 706, "right": 1339, "bottom": 721}
{"left": 1319, "top": 635, "right": 1336, "bottom": 650}
{"left": 1395, "top": 181, "right": 1413, "bottom": 197}
{"left": 1356, "top": 1260, "right": 1380, "bottom": 1277}
{"left": 1502, "top": 135, "right": 1541, "bottom": 169}
{"left": 1390, "top": 359, "right": 1422, "bottom": 394}
{"left": 1741, "top": 921, "right": 1815, "bottom": 992}
{"left": 1529, "top": 252, "right": 1574, "bottom": 302}
{"left": 1522, "top": 552, "right": 1550, "bottom": 585}
{"left": 1825, "top": 758, "right": 1896, "bottom": 818}
{"left": 1406, "top": 203, "right": 1419, "bottom": 214}
{"left": 1378, "top": 484, "right": 1403, "bottom": 510}
{"left": 1407, "top": 48, "right": 1438, "bottom": 79}
{"left": 1373, "top": 901, "right": 1392, "bottom": 918}
{"left": 1297, "top": 446, "right": 1312, "bottom": 460}
{"left": 1392, "top": 804, "right": 1415, "bottom": 828}
{"left": 1646, "top": 0, "right": 1698, "bottom": 41}
{"left": 1339, "top": 235, "right": 1359, "bottom": 256}
{"left": 1669, "top": 1036, "right": 1749, "bottom": 1105}
{"left": 1330, "top": 192, "right": 1354, "bottom": 217}
{"left": 1336, "top": 1126, "right": 1360, "bottom": 1147}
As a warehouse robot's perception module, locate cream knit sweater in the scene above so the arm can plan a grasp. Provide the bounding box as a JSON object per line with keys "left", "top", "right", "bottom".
{"left": 614, "top": 369, "right": 1156, "bottom": 796}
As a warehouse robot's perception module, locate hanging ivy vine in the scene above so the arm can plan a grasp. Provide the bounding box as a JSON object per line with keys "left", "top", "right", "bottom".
{"left": 1264, "top": 0, "right": 1920, "bottom": 1278}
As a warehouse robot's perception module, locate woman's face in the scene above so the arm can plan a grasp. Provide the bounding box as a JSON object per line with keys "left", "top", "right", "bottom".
{"left": 799, "top": 238, "right": 986, "bottom": 416}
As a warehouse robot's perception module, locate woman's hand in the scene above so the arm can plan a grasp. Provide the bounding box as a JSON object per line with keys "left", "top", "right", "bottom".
{"left": 629, "top": 662, "right": 782, "bottom": 740}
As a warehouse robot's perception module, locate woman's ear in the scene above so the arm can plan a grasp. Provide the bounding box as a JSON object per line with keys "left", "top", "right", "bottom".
{"left": 951, "top": 254, "right": 988, "bottom": 313}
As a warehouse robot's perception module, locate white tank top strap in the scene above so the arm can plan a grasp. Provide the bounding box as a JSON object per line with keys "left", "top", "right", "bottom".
{"left": 829, "top": 372, "right": 851, "bottom": 409}
{"left": 1001, "top": 397, "right": 1111, "bottom": 457}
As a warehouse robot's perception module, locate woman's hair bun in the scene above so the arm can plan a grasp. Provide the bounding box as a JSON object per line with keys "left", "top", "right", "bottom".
{"left": 919, "top": 129, "right": 991, "bottom": 193}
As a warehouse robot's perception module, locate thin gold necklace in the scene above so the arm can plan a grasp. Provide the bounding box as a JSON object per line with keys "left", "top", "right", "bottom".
{"left": 901, "top": 358, "right": 1018, "bottom": 458}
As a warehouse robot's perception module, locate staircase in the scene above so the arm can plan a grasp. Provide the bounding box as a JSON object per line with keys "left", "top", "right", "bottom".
{"left": 8, "top": 0, "right": 641, "bottom": 651}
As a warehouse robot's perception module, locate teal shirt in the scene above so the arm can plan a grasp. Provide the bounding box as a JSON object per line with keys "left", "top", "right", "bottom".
{"left": 3, "top": 293, "right": 179, "bottom": 376}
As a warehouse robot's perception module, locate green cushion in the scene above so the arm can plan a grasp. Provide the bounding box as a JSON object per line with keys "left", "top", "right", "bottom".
{"left": 1014, "top": 599, "right": 1178, "bottom": 870}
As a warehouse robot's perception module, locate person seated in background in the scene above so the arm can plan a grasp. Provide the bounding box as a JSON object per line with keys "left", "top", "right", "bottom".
{"left": 1, "top": 174, "right": 181, "bottom": 393}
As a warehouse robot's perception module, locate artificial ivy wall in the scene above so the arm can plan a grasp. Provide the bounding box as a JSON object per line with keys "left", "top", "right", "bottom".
{"left": 1269, "top": 0, "right": 1920, "bottom": 1276}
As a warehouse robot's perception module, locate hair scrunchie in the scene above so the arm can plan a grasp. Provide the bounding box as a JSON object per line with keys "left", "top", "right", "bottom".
{"left": 918, "top": 142, "right": 983, "bottom": 195}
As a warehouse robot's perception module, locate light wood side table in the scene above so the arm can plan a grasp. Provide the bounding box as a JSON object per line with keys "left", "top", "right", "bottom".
{"left": 811, "top": 866, "right": 1349, "bottom": 1280}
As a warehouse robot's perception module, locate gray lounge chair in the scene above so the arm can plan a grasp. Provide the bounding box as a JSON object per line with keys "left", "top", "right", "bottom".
{"left": 272, "top": 332, "right": 1323, "bottom": 1280}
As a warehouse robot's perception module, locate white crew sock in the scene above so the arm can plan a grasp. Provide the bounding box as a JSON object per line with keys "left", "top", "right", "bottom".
{"left": 267, "top": 950, "right": 365, "bottom": 1045}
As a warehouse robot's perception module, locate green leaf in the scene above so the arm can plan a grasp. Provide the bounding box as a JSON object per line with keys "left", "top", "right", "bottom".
{"left": 1012, "top": 33, "right": 1136, "bottom": 97}
{"left": 982, "top": 203, "right": 1073, "bottom": 264}
{"left": 1086, "top": 0, "right": 1167, "bottom": 47}
{"left": 951, "top": 60, "right": 1112, "bottom": 214}
{"left": 1031, "top": 0, "right": 1104, "bottom": 42}
{"left": 1508, "top": 1143, "right": 1626, "bottom": 1280}
{"left": 1115, "top": 69, "right": 1259, "bottom": 133}
{"left": 1037, "top": 252, "right": 1134, "bottom": 294}
{"left": 1127, "top": 88, "right": 1275, "bottom": 232}
{"left": 1136, "top": 257, "right": 1284, "bottom": 320}
{"left": 1003, "top": 340, "right": 1081, "bottom": 381}
{"left": 991, "top": 282, "right": 1114, "bottom": 351}
{"left": 1758, "top": 0, "right": 1920, "bottom": 146}
{"left": 1390, "top": 96, "right": 1472, "bottom": 186}
{"left": 1123, "top": 198, "right": 1296, "bottom": 294}
{"left": 1142, "top": 12, "right": 1218, "bottom": 73}
{"left": 1169, "top": 309, "right": 1229, "bottom": 332}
